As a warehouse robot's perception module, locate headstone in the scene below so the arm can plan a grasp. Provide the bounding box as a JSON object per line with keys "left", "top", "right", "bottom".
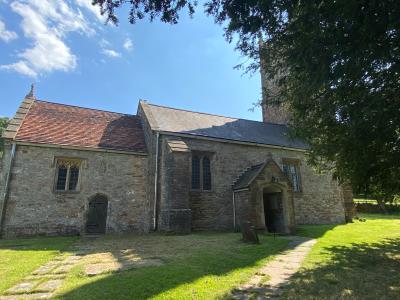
{"left": 241, "top": 221, "right": 259, "bottom": 244}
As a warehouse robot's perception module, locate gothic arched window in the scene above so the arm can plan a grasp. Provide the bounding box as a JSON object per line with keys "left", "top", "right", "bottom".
{"left": 191, "top": 153, "right": 212, "bottom": 191}
{"left": 202, "top": 156, "right": 212, "bottom": 190}
{"left": 191, "top": 155, "right": 201, "bottom": 190}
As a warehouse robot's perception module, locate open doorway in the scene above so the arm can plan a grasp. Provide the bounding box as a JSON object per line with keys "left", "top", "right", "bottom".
{"left": 86, "top": 194, "right": 108, "bottom": 234}
{"left": 263, "top": 188, "right": 285, "bottom": 233}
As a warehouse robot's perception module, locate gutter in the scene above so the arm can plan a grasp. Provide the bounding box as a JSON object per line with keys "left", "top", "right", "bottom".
{"left": 0, "top": 142, "right": 16, "bottom": 237}
{"left": 156, "top": 130, "right": 307, "bottom": 153}
{"left": 153, "top": 132, "right": 160, "bottom": 230}
{"left": 14, "top": 141, "right": 148, "bottom": 156}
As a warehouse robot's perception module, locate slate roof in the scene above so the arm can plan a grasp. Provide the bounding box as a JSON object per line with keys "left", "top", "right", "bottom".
{"left": 14, "top": 100, "right": 147, "bottom": 153}
{"left": 141, "top": 102, "right": 308, "bottom": 150}
{"left": 232, "top": 163, "right": 266, "bottom": 190}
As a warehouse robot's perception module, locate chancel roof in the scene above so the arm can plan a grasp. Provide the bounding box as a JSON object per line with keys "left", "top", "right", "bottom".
{"left": 14, "top": 100, "right": 147, "bottom": 153}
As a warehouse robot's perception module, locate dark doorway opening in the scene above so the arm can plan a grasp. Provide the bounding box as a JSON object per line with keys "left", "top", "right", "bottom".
{"left": 86, "top": 195, "right": 108, "bottom": 234}
{"left": 263, "top": 192, "right": 285, "bottom": 233}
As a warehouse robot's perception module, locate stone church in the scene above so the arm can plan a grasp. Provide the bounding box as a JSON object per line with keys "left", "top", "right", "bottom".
{"left": 0, "top": 78, "right": 354, "bottom": 237}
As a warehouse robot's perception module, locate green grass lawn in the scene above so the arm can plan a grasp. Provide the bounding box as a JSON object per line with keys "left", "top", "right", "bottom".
{"left": 0, "top": 236, "right": 77, "bottom": 293}
{"left": 55, "top": 233, "right": 288, "bottom": 300}
{"left": 2, "top": 214, "right": 399, "bottom": 300}
{"left": 283, "top": 214, "right": 400, "bottom": 299}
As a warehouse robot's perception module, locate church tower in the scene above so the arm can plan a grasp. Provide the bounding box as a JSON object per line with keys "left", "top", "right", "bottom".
{"left": 260, "top": 44, "right": 291, "bottom": 125}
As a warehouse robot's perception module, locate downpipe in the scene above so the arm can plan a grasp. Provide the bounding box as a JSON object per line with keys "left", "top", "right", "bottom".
{"left": 153, "top": 132, "right": 160, "bottom": 231}
{"left": 0, "top": 142, "right": 16, "bottom": 237}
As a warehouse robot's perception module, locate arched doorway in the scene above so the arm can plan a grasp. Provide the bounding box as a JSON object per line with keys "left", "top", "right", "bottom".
{"left": 263, "top": 186, "right": 285, "bottom": 233}
{"left": 86, "top": 195, "right": 108, "bottom": 234}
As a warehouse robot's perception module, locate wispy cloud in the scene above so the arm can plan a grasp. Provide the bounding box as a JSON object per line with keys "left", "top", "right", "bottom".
{"left": 1, "top": 61, "right": 36, "bottom": 77}
{"left": 100, "top": 38, "right": 121, "bottom": 58}
{"left": 123, "top": 38, "right": 133, "bottom": 51}
{"left": 75, "top": 0, "right": 106, "bottom": 22}
{"left": 102, "top": 49, "right": 121, "bottom": 58}
{"left": 1, "top": 0, "right": 94, "bottom": 77}
{"left": 0, "top": 19, "right": 17, "bottom": 42}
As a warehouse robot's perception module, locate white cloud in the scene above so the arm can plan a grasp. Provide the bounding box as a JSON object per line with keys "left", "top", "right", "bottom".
{"left": 1, "top": 0, "right": 94, "bottom": 77}
{"left": 102, "top": 49, "right": 120, "bottom": 58}
{"left": 100, "top": 38, "right": 110, "bottom": 47}
{"left": 75, "top": 0, "right": 106, "bottom": 22}
{"left": 1, "top": 61, "right": 36, "bottom": 77}
{"left": 123, "top": 38, "right": 133, "bottom": 51}
{"left": 0, "top": 19, "right": 17, "bottom": 42}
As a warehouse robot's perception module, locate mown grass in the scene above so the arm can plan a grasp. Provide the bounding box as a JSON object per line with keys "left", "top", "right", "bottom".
{"left": 55, "top": 233, "right": 288, "bottom": 300}
{"left": 283, "top": 214, "right": 400, "bottom": 299}
{"left": 0, "top": 236, "right": 77, "bottom": 293}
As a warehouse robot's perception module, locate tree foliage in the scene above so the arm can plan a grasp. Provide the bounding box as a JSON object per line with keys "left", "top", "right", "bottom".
{"left": 0, "top": 117, "right": 9, "bottom": 155}
{"left": 93, "top": 0, "right": 400, "bottom": 200}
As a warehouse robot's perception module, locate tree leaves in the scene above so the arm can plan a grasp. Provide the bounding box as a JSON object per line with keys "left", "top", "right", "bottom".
{"left": 92, "top": 0, "right": 400, "bottom": 199}
{"left": 0, "top": 117, "right": 9, "bottom": 155}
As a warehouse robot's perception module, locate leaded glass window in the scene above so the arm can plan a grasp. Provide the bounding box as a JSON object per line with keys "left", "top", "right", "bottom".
{"left": 283, "top": 161, "right": 301, "bottom": 192}
{"left": 56, "top": 166, "right": 68, "bottom": 191}
{"left": 191, "top": 153, "right": 212, "bottom": 191}
{"left": 202, "top": 156, "right": 211, "bottom": 190}
{"left": 55, "top": 159, "right": 81, "bottom": 191}
{"left": 68, "top": 166, "right": 80, "bottom": 191}
{"left": 191, "top": 155, "right": 201, "bottom": 189}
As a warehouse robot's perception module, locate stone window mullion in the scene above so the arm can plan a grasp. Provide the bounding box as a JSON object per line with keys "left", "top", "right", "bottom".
{"left": 55, "top": 158, "right": 82, "bottom": 192}
{"left": 65, "top": 166, "right": 71, "bottom": 191}
{"left": 199, "top": 156, "right": 204, "bottom": 190}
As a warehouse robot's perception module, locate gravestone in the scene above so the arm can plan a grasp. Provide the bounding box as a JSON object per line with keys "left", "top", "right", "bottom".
{"left": 241, "top": 221, "right": 259, "bottom": 244}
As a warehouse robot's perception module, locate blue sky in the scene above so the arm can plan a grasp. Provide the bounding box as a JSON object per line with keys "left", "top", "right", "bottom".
{"left": 0, "top": 0, "right": 262, "bottom": 120}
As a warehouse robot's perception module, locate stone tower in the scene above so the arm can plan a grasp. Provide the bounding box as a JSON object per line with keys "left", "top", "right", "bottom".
{"left": 260, "top": 44, "right": 291, "bottom": 125}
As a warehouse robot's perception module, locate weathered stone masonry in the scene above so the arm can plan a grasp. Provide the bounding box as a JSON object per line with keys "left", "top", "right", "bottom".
{"left": 1, "top": 143, "right": 149, "bottom": 237}
{"left": 148, "top": 133, "right": 346, "bottom": 232}
{"left": 170, "top": 136, "right": 345, "bottom": 230}
{"left": 0, "top": 95, "right": 351, "bottom": 237}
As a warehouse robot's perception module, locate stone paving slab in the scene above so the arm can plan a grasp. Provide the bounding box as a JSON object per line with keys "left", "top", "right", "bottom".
{"left": 52, "top": 264, "right": 75, "bottom": 274}
{"left": 1, "top": 250, "right": 82, "bottom": 300}
{"left": 62, "top": 256, "right": 81, "bottom": 264}
{"left": 84, "top": 258, "right": 164, "bottom": 276}
{"left": 26, "top": 274, "right": 66, "bottom": 281}
{"left": 0, "top": 292, "right": 52, "bottom": 300}
{"left": 5, "top": 282, "right": 39, "bottom": 295}
{"left": 34, "top": 280, "right": 63, "bottom": 293}
{"left": 31, "top": 264, "right": 58, "bottom": 276}
{"left": 230, "top": 236, "right": 316, "bottom": 300}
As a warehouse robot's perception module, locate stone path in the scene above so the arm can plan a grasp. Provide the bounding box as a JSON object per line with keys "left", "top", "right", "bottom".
{"left": 231, "top": 236, "right": 316, "bottom": 300}
{"left": 0, "top": 238, "right": 165, "bottom": 300}
{"left": 0, "top": 254, "right": 83, "bottom": 300}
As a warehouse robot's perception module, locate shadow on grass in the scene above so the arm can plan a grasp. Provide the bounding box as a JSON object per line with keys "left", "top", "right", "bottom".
{"left": 295, "top": 224, "right": 338, "bottom": 239}
{"left": 283, "top": 237, "right": 400, "bottom": 299}
{"left": 57, "top": 236, "right": 288, "bottom": 300}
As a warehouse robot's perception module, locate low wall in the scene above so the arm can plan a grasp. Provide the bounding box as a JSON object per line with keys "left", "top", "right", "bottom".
{"left": 356, "top": 203, "right": 400, "bottom": 214}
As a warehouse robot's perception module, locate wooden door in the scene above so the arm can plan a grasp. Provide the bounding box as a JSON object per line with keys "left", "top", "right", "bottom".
{"left": 86, "top": 196, "right": 108, "bottom": 234}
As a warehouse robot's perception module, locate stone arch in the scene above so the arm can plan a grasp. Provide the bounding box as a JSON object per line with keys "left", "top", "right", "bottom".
{"left": 85, "top": 193, "right": 109, "bottom": 234}
{"left": 233, "top": 158, "right": 295, "bottom": 234}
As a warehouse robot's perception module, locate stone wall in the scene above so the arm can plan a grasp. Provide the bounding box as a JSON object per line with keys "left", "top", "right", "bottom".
{"left": 137, "top": 103, "right": 157, "bottom": 230}
{"left": 158, "top": 138, "right": 191, "bottom": 233}
{"left": 0, "top": 143, "right": 150, "bottom": 237}
{"left": 170, "top": 136, "right": 346, "bottom": 230}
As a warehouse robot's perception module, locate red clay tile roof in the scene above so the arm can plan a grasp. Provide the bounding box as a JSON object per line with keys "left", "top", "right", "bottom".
{"left": 15, "top": 100, "right": 147, "bottom": 153}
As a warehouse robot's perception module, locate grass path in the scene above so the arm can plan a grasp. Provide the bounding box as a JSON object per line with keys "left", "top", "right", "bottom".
{"left": 282, "top": 214, "right": 400, "bottom": 299}
{"left": 0, "top": 236, "right": 77, "bottom": 294}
